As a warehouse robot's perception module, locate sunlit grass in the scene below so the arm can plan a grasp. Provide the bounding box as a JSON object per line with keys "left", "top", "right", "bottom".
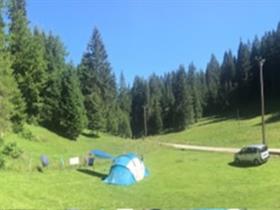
{"left": 1, "top": 113, "right": 280, "bottom": 208}
{"left": 149, "top": 113, "right": 280, "bottom": 147}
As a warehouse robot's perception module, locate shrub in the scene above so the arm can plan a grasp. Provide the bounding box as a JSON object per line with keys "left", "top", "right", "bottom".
{"left": 0, "top": 138, "right": 4, "bottom": 147}
{"left": 20, "top": 129, "right": 38, "bottom": 141}
{"left": 2, "top": 142, "right": 23, "bottom": 159}
{"left": 0, "top": 154, "right": 5, "bottom": 169}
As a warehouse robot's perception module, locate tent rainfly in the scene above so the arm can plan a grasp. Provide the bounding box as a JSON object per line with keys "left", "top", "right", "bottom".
{"left": 104, "top": 153, "right": 149, "bottom": 185}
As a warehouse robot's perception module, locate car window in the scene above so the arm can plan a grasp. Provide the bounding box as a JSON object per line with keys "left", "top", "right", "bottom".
{"left": 251, "top": 148, "right": 257, "bottom": 153}
{"left": 245, "top": 147, "right": 257, "bottom": 153}
{"left": 260, "top": 146, "right": 268, "bottom": 152}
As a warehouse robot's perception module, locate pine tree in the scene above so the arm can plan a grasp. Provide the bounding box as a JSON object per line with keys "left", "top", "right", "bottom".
{"left": 187, "top": 63, "right": 202, "bottom": 122}
{"left": 118, "top": 72, "right": 131, "bottom": 114}
{"left": 131, "top": 77, "right": 149, "bottom": 138}
{"left": 172, "top": 65, "right": 194, "bottom": 130}
{"left": 0, "top": 0, "right": 25, "bottom": 134}
{"left": 79, "top": 27, "right": 117, "bottom": 134}
{"left": 57, "top": 65, "right": 87, "bottom": 140}
{"left": 117, "top": 72, "right": 132, "bottom": 137}
{"left": 84, "top": 92, "right": 105, "bottom": 133}
{"left": 161, "top": 73, "right": 175, "bottom": 130}
{"left": 220, "top": 50, "right": 236, "bottom": 108}
{"left": 236, "top": 41, "right": 251, "bottom": 102}
{"left": 117, "top": 111, "right": 132, "bottom": 138}
{"left": 148, "top": 100, "right": 163, "bottom": 135}
{"left": 205, "top": 54, "right": 221, "bottom": 113}
{"left": 40, "top": 32, "right": 67, "bottom": 129}
{"left": 148, "top": 74, "right": 163, "bottom": 134}
{"left": 250, "top": 36, "right": 261, "bottom": 99}
{"left": 8, "top": 0, "right": 47, "bottom": 122}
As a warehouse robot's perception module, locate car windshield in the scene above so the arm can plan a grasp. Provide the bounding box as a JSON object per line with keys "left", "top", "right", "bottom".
{"left": 260, "top": 145, "right": 268, "bottom": 152}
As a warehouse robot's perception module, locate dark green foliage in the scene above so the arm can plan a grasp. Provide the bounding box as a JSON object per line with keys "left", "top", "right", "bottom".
{"left": 116, "top": 72, "right": 132, "bottom": 138}
{"left": 8, "top": 0, "right": 47, "bottom": 122}
{"left": 131, "top": 77, "right": 149, "bottom": 138}
{"left": 148, "top": 74, "right": 163, "bottom": 134}
{"left": 117, "top": 111, "right": 132, "bottom": 138}
{"left": 57, "top": 65, "right": 87, "bottom": 140}
{"left": 0, "top": 154, "right": 5, "bottom": 169}
{"left": 0, "top": 0, "right": 25, "bottom": 134}
{"left": 19, "top": 128, "right": 38, "bottom": 141}
{"left": 10, "top": 89, "right": 26, "bottom": 133}
{"left": 236, "top": 41, "right": 252, "bottom": 102}
{"left": 118, "top": 72, "right": 132, "bottom": 114}
{"left": 205, "top": 54, "right": 221, "bottom": 113}
{"left": 172, "top": 65, "right": 194, "bottom": 130}
{"left": 161, "top": 73, "right": 175, "bottom": 130}
{"left": 220, "top": 50, "right": 237, "bottom": 109}
{"left": 148, "top": 101, "right": 163, "bottom": 135}
{"left": 3, "top": 1, "right": 280, "bottom": 141}
{"left": 79, "top": 28, "right": 117, "bottom": 134}
{"left": 187, "top": 63, "right": 203, "bottom": 122}
{"left": 2, "top": 142, "right": 23, "bottom": 159}
{"left": 84, "top": 93, "right": 105, "bottom": 133}
{"left": 40, "top": 32, "right": 67, "bottom": 129}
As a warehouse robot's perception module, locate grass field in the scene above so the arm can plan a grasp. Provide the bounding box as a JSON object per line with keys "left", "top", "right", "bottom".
{"left": 149, "top": 111, "right": 280, "bottom": 148}
{"left": 2, "top": 112, "right": 280, "bottom": 209}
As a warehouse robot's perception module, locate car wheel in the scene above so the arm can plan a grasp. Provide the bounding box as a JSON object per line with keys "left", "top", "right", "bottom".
{"left": 253, "top": 159, "right": 260, "bottom": 165}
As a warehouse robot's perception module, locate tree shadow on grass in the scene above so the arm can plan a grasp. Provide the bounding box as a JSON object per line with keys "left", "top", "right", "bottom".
{"left": 197, "top": 116, "right": 230, "bottom": 127}
{"left": 77, "top": 169, "right": 107, "bottom": 180}
{"left": 228, "top": 161, "right": 262, "bottom": 168}
{"left": 255, "top": 112, "right": 280, "bottom": 126}
{"left": 81, "top": 132, "right": 100, "bottom": 138}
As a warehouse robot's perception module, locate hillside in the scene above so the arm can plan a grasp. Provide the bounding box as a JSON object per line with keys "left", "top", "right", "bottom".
{"left": 1, "top": 121, "right": 280, "bottom": 208}
{"left": 149, "top": 102, "right": 280, "bottom": 148}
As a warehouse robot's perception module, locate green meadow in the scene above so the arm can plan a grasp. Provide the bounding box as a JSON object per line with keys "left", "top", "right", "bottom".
{"left": 1, "top": 115, "right": 280, "bottom": 209}
{"left": 150, "top": 111, "right": 280, "bottom": 148}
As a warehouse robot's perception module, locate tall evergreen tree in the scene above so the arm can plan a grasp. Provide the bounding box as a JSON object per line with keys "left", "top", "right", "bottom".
{"left": 236, "top": 41, "right": 252, "bottom": 102}
{"left": 0, "top": 0, "right": 24, "bottom": 135}
{"left": 117, "top": 110, "right": 132, "bottom": 138}
{"left": 131, "top": 77, "right": 149, "bottom": 138}
{"left": 172, "top": 65, "right": 194, "bottom": 130}
{"left": 117, "top": 72, "right": 132, "bottom": 137}
{"left": 148, "top": 74, "right": 163, "bottom": 134}
{"left": 205, "top": 54, "right": 221, "bottom": 113}
{"left": 249, "top": 36, "right": 261, "bottom": 99}
{"left": 161, "top": 73, "right": 175, "bottom": 130}
{"left": 118, "top": 72, "right": 131, "bottom": 114}
{"left": 187, "top": 63, "right": 202, "bottom": 122}
{"left": 79, "top": 27, "right": 117, "bottom": 134}
{"left": 220, "top": 50, "right": 236, "bottom": 108}
{"left": 57, "top": 65, "right": 87, "bottom": 140}
{"left": 8, "top": 0, "right": 47, "bottom": 122}
{"left": 40, "top": 32, "right": 67, "bottom": 129}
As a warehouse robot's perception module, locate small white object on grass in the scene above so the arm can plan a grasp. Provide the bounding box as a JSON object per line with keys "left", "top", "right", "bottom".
{"left": 69, "top": 157, "right": 80, "bottom": 165}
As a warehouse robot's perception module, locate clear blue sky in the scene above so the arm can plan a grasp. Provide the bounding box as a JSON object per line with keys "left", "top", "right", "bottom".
{"left": 27, "top": 0, "right": 280, "bottom": 84}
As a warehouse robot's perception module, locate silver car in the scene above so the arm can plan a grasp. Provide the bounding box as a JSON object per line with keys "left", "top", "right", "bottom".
{"left": 234, "top": 144, "right": 269, "bottom": 165}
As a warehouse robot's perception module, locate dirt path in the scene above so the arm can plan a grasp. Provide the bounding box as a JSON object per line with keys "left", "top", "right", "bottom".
{"left": 160, "top": 142, "right": 280, "bottom": 155}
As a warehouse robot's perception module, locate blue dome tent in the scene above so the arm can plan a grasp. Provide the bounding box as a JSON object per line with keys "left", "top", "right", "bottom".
{"left": 104, "top": 153, "right": 149, "bottom": 185}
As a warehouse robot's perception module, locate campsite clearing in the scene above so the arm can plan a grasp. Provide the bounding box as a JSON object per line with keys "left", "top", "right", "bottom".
{"left": 1, "top": 124, "right": 280, "bottom": 208}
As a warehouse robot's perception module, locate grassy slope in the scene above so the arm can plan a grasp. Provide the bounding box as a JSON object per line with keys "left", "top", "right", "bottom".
{"left": 149, "top": 112, "right": 280, "bottom": 148}
{"left": 1, "top": 123, "right": 280, "bottom": 208}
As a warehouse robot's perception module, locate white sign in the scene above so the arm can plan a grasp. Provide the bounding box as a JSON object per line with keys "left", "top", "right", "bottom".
{"left": 69, "top": 157, "right": 80, "bottom": 165}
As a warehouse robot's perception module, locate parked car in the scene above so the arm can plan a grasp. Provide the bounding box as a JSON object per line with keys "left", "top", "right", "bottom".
{"left": 234, "top": 144, "right": 269, "bottom": 165}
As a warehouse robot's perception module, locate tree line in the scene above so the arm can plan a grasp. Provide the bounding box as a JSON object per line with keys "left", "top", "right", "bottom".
{"left": 1, "top": 0, "right": 280, "bottom": 140}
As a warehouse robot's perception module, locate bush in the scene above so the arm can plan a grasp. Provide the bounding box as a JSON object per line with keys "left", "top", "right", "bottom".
{"left": 0, "top": 154, "right": 5, "bottom": 169}
{"left": 20, "top": 129, "right": 38, "bottom": 141}
{"left": 0, "top": 138, "right": 4, "bottom": 147}
{"left": 2, "top": 142, "right": 23, "bottom": 159}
